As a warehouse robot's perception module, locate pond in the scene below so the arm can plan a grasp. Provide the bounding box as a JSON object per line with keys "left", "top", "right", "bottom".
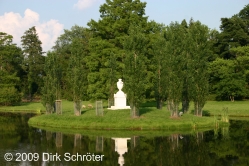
{"left": 0, "top": 112, "right": 249, "bottom": 166}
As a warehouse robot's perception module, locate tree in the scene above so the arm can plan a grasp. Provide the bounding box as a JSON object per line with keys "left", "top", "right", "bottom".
{"left": 86, "top": 0, "right": 148, "bottom": 100}
{"left": 123, "top": 26, "right": 148, "bottom": 117}
{"left": 230, "top": 46, "right": 249, "bottom": 98}
{"left": 0, "top": 32, "right": 22, "bottom": 105}
{"left": 180, "top": 19, "right": 191, "bottom": 113}
{"left": 41, "top": 51, "right": 61, "bottom": 113}
{"left": 163, "top": 19, "right": 210, "bottom": 117}
{"left": 151, "top": 31, "right": 167, "bottom": 109}
{"left": 238, "top": 4, "right": 249, "bottom": 30}
{"left": 0, "top": 32, "right": 23, "bottom": 83}
{"left": 0, "top": 70, "right": 21, "bottom": 105}
{"left": 106, "top": 51, "right": 117, "bottom": 107}
{"left": 215, "top": 5, "right": 249, "bottom": 59}
{"left": 52, "top": 25, "right": 91, "bottom": 100}
{"left": 68, "top": 38, "right": 89, "bottom": 116}
{"left": 208, "top": 58, "right": 248, "bottom": 101}
{"left": 187, "top": 20, "right": 210, "bottom": 116}
{"left": 164, "top": 22, "right": 185, "bottom": 117}
{"left": 21, "top": 26, "right": 45, "bottom": 100}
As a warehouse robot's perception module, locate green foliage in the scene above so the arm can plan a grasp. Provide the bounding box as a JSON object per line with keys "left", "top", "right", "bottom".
{"left": 41, "top": 52, "right": 59, "bottom": 113}
{"left": 209, "top": 58, "right": 249, "bottom": 101}
{"left": 0, "top": 87, "right": 21, "bottom": 106}
{"left": 67, "top": 37, "right": 88, "bottom": 102}
{"left": 86, "top": 0, "right": 148, "bottom": 100}
{"left": 214, "top": 5, "right": 249, "bottom": 59}
{"left": 0, "top": 32, "right": 22, "bottom": 105}
{"left": 123, "top": 25, "right": 148, "bottom": 117}
{"left": 53, "top": 27, "right": 89, "bottom": 115}
{"left": 162, "top": 20, "right": 210, "bottom": 116}
{"left": 52, "top": 25, "right": 91, "bottom": 100}
{"left": 187, "top": 20, "right": 210, "bottom": 116}
{"left": 0, "top": 32, "right": 23, "bottom": 74}
{"left": 21, "top": 26, "right": 45, "bottom": 100}
{"left": 230, "top": 46, "right": 249, "bottom": 57}
{"left": 164, "top": 22, "right": 185, "bottom": 116}
{"left": 151, "top": 32, "right": 167, "bottom": 109}
{"left": 0, "top": 70, "right": 21, "bottom": 105}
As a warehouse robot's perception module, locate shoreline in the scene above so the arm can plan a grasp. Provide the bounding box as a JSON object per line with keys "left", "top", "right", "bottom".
{"left": 1, "top": 100, "right": 248, "bottom": 132}
{"left": 28, "top": 109, "right": 229, "bottom": 131}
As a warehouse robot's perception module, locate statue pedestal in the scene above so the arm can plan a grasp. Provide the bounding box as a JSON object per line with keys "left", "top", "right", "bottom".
{"left": 109, "top": 79, "right": 130, "bottom": 110}
{"left": 110, "top": 91, "right": 130, "bottom": 110}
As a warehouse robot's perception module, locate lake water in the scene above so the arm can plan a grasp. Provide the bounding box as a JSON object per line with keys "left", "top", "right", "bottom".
{"left": 0, "top": 112, "right": 249, "bottom": 166}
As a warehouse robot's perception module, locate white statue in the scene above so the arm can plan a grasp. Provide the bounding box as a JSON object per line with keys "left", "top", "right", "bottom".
{"left": 117, "top": 79, "right": 123, "bottom": 91}
{"left": 109, "top": 79, "right": 130, "bottom": 110}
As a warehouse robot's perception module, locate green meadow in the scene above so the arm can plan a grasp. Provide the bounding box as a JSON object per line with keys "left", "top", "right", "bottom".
{"left": 1, "top": 100, "right": 248, "bottom": 131}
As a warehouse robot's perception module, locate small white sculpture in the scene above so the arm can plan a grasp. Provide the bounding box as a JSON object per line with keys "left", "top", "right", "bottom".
{"left": 117, "top": 79, "right": 123, "bottom": 91}
{"left": 109, "top": 79, "right": 130, "bottom": 110}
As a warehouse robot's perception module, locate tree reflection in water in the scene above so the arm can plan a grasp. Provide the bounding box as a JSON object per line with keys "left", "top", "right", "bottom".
{"left": 0, "top": 113, "right": 248, "bottom": 165}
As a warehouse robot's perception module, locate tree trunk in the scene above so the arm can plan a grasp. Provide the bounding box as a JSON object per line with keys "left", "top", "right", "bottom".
{"left": 46, "top": 103, "right": 54, "bottom": 114}
{"left": 182, "top": 99, "right": 189, "bottom": 113}
{"left": 170, "top": 99, "right": 179, "bottom": 117}
{"left": 74, "top": 100, "right": 82, "bottom": 116}
{"left": 194, "top": 101, "right": 202, "bottom": 117}
{"left": 130, "top": 104, "right": 139, "bottom": 118}
{"left": 156, "top": 98, "right": 163, "bottom": 109}
{"left": 167, "top": 100, "right": 171, "bottom": 111}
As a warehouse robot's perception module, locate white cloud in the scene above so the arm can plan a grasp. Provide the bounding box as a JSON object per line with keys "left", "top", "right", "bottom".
{"left": 74, "top": 0, "right": 100, "bottom": 10}
{"left": 0, "top": 9, "right": 64, "bottom": 53}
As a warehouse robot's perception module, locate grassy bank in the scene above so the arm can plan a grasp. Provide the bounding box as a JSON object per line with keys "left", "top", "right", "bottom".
{"left": 1, "top": 100, "right": 248, "bottom": 116}
{"left": 1, "top": 100, "right": 248, "bottom": 130}
{"left": 0, "top": 102, "right": 44, "bottom": 113}
{"left": 27, "top": 100, "right": 230, "bottom": 130}
{"left": 29, "top": 109, "right": 226, "bottom": 130}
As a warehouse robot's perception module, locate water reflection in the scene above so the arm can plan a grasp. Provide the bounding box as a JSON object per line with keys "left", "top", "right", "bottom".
{"left": 0, "top": 112, "right": 249, "bottom": 165}
{"left": 112, "top": 138, "right": 130, "bottom": 166}
{"left": 96, "top": 136, "right": 103, "bottom": 152}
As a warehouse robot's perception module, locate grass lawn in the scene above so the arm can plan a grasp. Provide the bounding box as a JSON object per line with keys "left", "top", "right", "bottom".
{"left": 1, "top": 100, "right": 248, "bottom": 131}
{"left": 1, "top": 100, "right": 248, "bottom": 116}
{"left": 0, "top": 102, "right": 44, "bottom": 113}
{"left": 26, "top": 100, "right": 230, "bottom": 131}
{"left": 28, "top": 107, "right": 225, "bottom": 131}
{"left": 201, "top": 101, "right": 249, "bottom": 116}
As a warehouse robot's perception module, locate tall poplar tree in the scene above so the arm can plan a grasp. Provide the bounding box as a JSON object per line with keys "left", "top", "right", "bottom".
{"left": 68, "top": 38, "right": 88, "bottom": 116}
{"left": 180, "top": 19, "right": 191, "bottom": 113}
{"left": 123, "top": 26, "right": 148, "bottom": 117}
{"left": 41, "top": 52, "right": 59, "bottom": 113}
{"left": 21, "top": 26, "right": 45, "bottom": 100}
{"left": 188, "top": 21, "right": 210, "bottom": 116}
{"left": 52, "top": 25, "right": 91, "bottom": 99}
{"left": 165, "top": 22, "right": 185, "bottom": 117}
{"left": 151, "top": 32, "right": 168, "bottom": 109}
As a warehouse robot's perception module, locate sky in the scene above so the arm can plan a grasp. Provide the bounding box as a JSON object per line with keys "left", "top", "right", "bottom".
{"left": 0, "top": 0, "right": 248, "bottom": 52}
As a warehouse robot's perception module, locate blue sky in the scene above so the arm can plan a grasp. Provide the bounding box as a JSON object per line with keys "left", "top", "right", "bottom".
{"left": 0, "top": 0, "right": 248, "bottom": 52}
